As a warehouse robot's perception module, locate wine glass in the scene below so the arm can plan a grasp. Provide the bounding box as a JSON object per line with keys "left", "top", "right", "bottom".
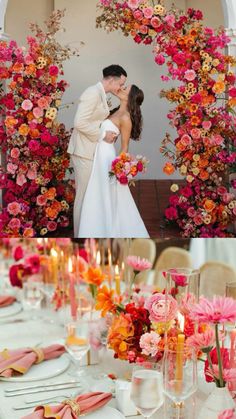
{"left": 65, "top": 318, "right": 90, "bottom": 377}
{"left": 130, "top": 362, "right": 164, "bottom": 418}
{"left": 163, "top": 347, "right": 197, "bottom": 419}
{"left": 21, "top": 279, "right": 43, "bottom": 319}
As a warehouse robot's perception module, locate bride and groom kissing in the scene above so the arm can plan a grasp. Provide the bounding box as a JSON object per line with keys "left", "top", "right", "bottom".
{"left": 68, "top": 64, "right": 149, "bottom": 238}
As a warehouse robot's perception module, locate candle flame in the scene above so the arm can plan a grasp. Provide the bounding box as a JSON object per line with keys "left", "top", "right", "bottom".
{"left": 50, "top": 248, "right": 57, "bottom": 258}
{"left": 115, "top": 264, "right": 119, "bottom": 276}
{"left": 68, "top": 257, "right": 73, "bottom": 273}
{"left": 96, "top": 251, "right": 101, "bottom": 265}
{"left": 108, "top": 249, "right": 112, "bottom": 266}
{"left": 178, "top": 312, "right": 185, "bottom": 332}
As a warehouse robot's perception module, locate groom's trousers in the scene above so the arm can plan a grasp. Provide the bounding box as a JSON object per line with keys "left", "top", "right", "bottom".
{"left": 71, "top": 155, "right": 93, "bottom": 237}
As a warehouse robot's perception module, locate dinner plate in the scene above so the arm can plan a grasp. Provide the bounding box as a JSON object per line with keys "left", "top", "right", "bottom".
{"left": 85, "top": 406, "right": 125, "bottom": 419}
{"left": 0, "top": 302, "right": 22, "bottom": 318}
{"left": 0, "top": 353, "right": 70, "bottom": 382}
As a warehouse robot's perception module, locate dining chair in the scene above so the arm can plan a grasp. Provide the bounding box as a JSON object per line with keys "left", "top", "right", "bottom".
{"left": 153, "top": 246, "right": 193, "bottom": 289}
{"left": 199, "top": 261, "right": 236, "bottom": 298}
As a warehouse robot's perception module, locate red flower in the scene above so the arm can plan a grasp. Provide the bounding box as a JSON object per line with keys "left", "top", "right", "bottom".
{"left": 119, "top": 175, "right": 128, "bottom": 185}
{"left": 165, "top": 206, "right": 178, "bottom": 220}
{"left": 13, "top": 246, "right": 24, "bottom": 261}
{"left": 204, "top": 347, "right": 229, "bottom": 383}
{"left": 9, "top": 264, "right": 24, "bottom": 288}
{"left": 49, "top": 65, "right": 59, "bottom": 76}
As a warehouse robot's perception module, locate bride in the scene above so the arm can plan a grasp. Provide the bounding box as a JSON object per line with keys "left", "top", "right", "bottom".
{"left": 78, "top": 84, "right": 149, "bottom": 238}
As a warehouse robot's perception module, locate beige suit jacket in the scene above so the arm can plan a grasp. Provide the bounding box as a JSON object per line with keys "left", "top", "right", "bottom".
{"left": 67, "top": 82, "right": 110, "bottom": 160}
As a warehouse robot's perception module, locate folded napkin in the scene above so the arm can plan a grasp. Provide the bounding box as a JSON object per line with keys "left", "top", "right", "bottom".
{"left": 0, "top": 295, "right": 16, "bottom": 308}
{"left": 0, "top": 344, "right": 65, "bottom": 377}
{"left": 22, "top": 391, "right": 113, "bottom": 419}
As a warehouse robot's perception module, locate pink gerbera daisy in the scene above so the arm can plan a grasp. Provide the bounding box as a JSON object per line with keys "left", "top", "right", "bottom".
{"left": 191, "top": 296, "right": 236, "bottom": 324}
{"left": 126, "top": 255, "right": 152, "bottom": 272}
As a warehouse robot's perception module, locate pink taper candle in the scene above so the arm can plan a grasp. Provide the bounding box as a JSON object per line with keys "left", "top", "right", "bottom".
{"left": 68, "top": 257, "right": 77, "bottom": 320}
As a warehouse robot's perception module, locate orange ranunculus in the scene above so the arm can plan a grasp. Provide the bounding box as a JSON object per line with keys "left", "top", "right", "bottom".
{"left": 185, "top": 36, "right": 195, "bottom": 47}
{"left": 25, "top": 64, "right": 36, "bottom": 76}
{"left": 199, "top": 159, "right": 209, "bottom": 168}
{"left": 191, "top": 116, "right": 201, "bottom": 126}
{"left": 130, "top": 167, "right": 138, "bottom": 176}
{"left": 12, "top": 62, "right": 24, "bottom": 73}
{"left": 23, "top": 228, "right": 34, "bottom": 237}
{"left": 202, "top": 95, "right": 215, "bottom": 106}
{"left": 5, "top": 116, "right": 18, "bottom": 128}
{"left": 18, "top": 124, "right": 30, "bottom": 136}
{"left": 212, "top": 80, "right": 226, "bottom": 94}
{"left": 45, "top": 187, "right": 57, "bottom": 200}
{"left": 30, "top": 129, "right": 40, "bottom": 138}
{"left": 229, "top": 97, "right": 236, "bottom": 107}
{"left": 203, "top": 199, "right": 216, "bottom": 212}
{"left": 189, "top": 104, "right": 198, "bottom": 113}
{"left": 83, "top": 267, "right": 105, "bottom": 287}
{"left": 8, "top": 81, "right": 17, "bottom": 90}
{"left": 176, "top": 141, "right": 186, "bottom": 151}
{"left": 45, "top": 207, "right": 58, "bottom": 219}
{"left": 108, "top": 313, "right": 134, "bottom": 360}
{"left": 163, "top": 162, "right": 175, "bottom": 175}
{"left": 95, "top": 285, "right": 115, "bottom": 317}
{"left": 199, "top": 170, "right": 209, "bottom": 181}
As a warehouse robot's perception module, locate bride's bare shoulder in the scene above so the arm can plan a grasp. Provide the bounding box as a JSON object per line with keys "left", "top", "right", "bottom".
{"left": 120, "top": 112, "right": 131, "bottom": 124}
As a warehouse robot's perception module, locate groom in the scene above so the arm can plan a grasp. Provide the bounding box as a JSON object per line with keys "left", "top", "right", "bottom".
{"left": 68, "top": 64, "right": 127, "bottom": 236}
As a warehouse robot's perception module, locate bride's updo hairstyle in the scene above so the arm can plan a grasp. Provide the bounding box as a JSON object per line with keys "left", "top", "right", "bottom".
{"left": 128, "top": 85, "right": 144, "bottom": 141}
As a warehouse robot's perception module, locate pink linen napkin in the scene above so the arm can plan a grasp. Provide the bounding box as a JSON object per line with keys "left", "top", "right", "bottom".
{"left": 0, "top": 344, "right": 65, "bottom": 377}
{"left": 22, "top": 392, "right": 113, "bottom": 419}
{"left": 0, "top": 295, "right": 16, "bottom": 308}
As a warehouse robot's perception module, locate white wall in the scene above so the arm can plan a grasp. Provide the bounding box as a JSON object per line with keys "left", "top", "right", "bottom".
{"left": 5, "top": 0, "right": 225, "bottom": 179}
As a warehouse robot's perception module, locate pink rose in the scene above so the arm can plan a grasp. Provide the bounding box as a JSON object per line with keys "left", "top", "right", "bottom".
{"left": 187, "top": 207, "right": 196, "bottom": 217}
{"left": 193, "top": 214, "right": 203, "bottom": 225}
{"left": 192, "top": 60, "right": 201, "bottom": 70}
{"left": 10, "top": 148, "right": 20, "bottom": 159}
{"left": 8, "top": 218, "right": 21, "bottom": 231}
{"left": 143, "top": 7, "right": 153, "bottom": 19}
{"left": 181, "top": 134, "right": 192, "bottom": 146}
{"left": 7, "top": 202, "right": 21, "bottom": 216}
{"left": 223, "top": 193, "right": 234, "bottom": 204}
{"left": 49, "top": 65, "right": 59, "bottom": 76}
{"left": 7, "top": 163, "right": 18, "bottom": 174}
{"left": 145, "top": 293, "right": 178, "bottom": 322}
{"left": 202, "top": 121, "right": 212, "bottom": 130}
{"left": 24, "top": 55, "right": 34, "bottom": 65}
{"left": 21, "top": 99, "right": 33, "bottom": 111}
{"left": 133, "top": 10, "right": 143, "bottom": 20}
{"left": 128, "top": 0, "right": 140, "bottom": 9}
{"left": 27, "top": 168, "right": 37, "bottom": 180}
{"left": 16, "top": 173, "right": 27, "bottom": 186}
{"left": 47, "top": 221, "right": 57, "bottom": 231}
{"left": 139, "top": 25, "right": 148, "bottom": 35}
{"left": 164, "top": 14, "right": 175, "bottom": 26}
{"left": 140, "top": 331, "right": 161, "bottom": 357}
{"left": 190, "top": 128, "right": 201, "bottom": 139}
{"left": 37, "top": 97, "right": 50, "bottom": 109}
{"left": 36, "top": 195, "right": 47, "bottom": 206}
{"left": 217, "top": 186, "right": 228, "bottom": 195}
{"left": 155, "top": 54, "right": 165, "bottom": 65}
{"left": 184, "top": 70, "right": 196, "bottom": 81}
{"left": 33, "top": 107, "right": 44, "bottom": 119}
{"left": 151, "top": 17, "right": 160, "bottom": 28}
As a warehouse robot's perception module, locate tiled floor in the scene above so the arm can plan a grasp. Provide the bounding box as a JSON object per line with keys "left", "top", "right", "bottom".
{"left": 130, "top": 179, "right": 185, "bottom": 238}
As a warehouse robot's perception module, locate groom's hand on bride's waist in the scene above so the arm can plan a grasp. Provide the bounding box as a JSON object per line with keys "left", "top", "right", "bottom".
{"left": 103, "top": 131, "right": 118, "bottom": 143}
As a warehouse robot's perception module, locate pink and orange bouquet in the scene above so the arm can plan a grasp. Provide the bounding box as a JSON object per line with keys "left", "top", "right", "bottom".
{"left": 109, "top": 152, "right": 149, "bottom": 185}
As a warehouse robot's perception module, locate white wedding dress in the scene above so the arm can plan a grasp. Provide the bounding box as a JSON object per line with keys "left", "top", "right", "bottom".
{"left": 78, "top": 119, "right": 149, "bottom": 238}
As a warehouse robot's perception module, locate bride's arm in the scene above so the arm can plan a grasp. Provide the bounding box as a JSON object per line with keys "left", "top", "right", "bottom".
{"left": 119, "top": 116, "right": 132, "bottom": 153}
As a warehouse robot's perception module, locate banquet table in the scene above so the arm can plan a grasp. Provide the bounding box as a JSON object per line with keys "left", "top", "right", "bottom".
{"left": 0, "top": 307, "right": 213, "bottom": 419}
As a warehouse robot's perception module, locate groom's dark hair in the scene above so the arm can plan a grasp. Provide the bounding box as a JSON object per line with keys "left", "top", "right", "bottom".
{"left": 103, "top": 65, "right": 127, "bottom": 79}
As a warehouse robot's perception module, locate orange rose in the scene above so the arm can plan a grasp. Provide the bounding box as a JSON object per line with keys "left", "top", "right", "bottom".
{"left": 5, "top": 116, "right": 18, "bottom": 128}
{"left": 163, "top": 162, "right": 175, "bottom": 175}
{"left": 12, "top": 62, "right": 24, "bottom": 73}
{"left": 212, "top": 80, "right": 225, "bottom": 94}
{"left": 199, "top": 170, "right": 209, "bottom": 181}
{"left": 83, "top": 267, "right": 105, "bottom": 287}
{"left": 176, "top": 141, "right": 186, "bottom": 151}
{"left": 25, "top": 64, "right": 36, "bottom": 76}
{"left": 30, "top": 129, "right": 40, "bottom": 138}
{"left": 23, "top": 228, "right": 34, "bottom": 237}
{"left": 199, "top": 159, "right": 209, "bottom": 168}
{"left": 45, "top": 207, "right": 58, "bottom": 219}
{"left": 203, "top": 199, "right": 216, "bottom": 212}
{"left": 18, "top": 124, "right": 30, "bottom": 136}
{"left": 45, "top": 187, "right": 57, "bottom": 200}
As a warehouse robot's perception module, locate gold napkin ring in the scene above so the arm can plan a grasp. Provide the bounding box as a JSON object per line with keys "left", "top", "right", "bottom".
{"left": 63, "top": 399, "right": 81, "bottom": 416}
{"left": 31, "top": 348, "right": 45, "bottom": 364}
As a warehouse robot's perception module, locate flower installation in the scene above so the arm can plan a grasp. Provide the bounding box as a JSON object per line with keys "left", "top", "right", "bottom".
{"left": 218, "top": 409, "right": 236, "bottom": 419}
{"left": 0, "top": 10, "right": 78, "bottom": 237}
{"left": 109, "top": 152, "right": 149, "bottom": 185}
{"left": 96, "top": 0, "right": 236, "bottom": 237}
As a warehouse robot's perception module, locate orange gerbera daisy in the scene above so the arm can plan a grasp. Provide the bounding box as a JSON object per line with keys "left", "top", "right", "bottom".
{"left": 95, "top": 285, "right": 115, "bottom": 317}
{"left": 191, "top": 116, "right": 201, "bottom": 126}
{"left": 83, "top": 267, "right": 105, "bottom": 287}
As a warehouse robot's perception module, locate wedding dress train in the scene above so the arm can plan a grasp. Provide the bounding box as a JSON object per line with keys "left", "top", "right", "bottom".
{"left": 78, "top": 119, "right": 149, "bottom": 238}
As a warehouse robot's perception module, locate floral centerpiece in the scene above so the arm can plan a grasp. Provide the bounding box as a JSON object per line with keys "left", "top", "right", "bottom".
{"left": 0, "top": 10, "right": 78, "bottom": 237}
{"left": 96, "top": 0, "right": 236, "bottom": 237}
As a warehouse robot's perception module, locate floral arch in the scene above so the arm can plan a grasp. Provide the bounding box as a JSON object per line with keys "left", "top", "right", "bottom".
{"left": 97, "top": 0, "right": 236, "bottom": 237}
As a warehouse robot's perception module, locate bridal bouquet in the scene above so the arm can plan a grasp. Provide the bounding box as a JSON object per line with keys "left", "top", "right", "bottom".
{"left": 109, "top": 152, "right": 149, "bottom": 185}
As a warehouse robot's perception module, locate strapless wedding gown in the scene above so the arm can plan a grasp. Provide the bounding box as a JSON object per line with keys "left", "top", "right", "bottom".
{"left": 78, "top": 119, "right": 149, "bottom": 238}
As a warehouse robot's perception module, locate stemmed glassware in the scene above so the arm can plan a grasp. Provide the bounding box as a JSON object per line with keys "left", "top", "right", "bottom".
{"left": 163, "top": 347, "right": 198, "bottom": 419}
{"left": 130, "top": 363, "right": 164, "bottom": 418}
{"left": 65, "top": 318, "right": 90, "bottom": 377}
{"left": 21, "top": 279, "right": 44, "bottom": 319}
